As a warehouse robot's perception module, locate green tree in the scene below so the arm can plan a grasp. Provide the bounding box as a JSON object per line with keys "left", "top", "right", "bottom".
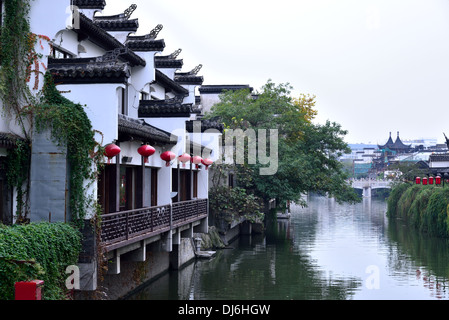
{"left": 206, "top": 80, "right": 359, "bottom": 208}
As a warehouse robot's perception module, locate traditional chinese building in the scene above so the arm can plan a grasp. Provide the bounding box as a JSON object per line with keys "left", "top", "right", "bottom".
{"left": 378, "top": 132, "right": 412, "bottom": 155}
{"left": 0, "top": 0, "right": 222, "bottom": 298}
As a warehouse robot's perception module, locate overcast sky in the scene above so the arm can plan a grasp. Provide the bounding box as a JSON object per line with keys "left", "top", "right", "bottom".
{"left": 102, "top": 0, "right": 449, "bottom": 144}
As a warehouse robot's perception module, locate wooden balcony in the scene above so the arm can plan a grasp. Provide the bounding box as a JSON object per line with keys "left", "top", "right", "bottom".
{"left": 101, "top": 198, "right": 208, "bottom": 251}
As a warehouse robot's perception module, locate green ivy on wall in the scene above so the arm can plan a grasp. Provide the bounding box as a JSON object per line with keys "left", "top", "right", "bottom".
{"left": 0, "top": 0, "right": 104, "bottom": 226}
{"left": 5, "top": 139, "right": 31, "bottom": 223}
{"left": 34, "top": 73, "right": 104, "bottom": 227}
{"left": 0, "top": 222, "right": 82, "bottom": 300}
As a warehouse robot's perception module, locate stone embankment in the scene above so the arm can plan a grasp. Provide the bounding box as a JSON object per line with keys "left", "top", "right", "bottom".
{"left": 195, "top": 226, "right": 226, "bottom": 251}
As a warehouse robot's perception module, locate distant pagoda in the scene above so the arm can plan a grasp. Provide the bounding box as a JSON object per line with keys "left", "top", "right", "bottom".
{"left": 378, "top": 132, "right": 412, "bottom": 154}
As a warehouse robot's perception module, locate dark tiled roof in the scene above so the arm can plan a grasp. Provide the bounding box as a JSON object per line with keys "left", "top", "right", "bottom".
{"left": 199, "top": 85, "right": 253, "bottom": 94}
{"left": 118, "top": 114, "right": 175, "bottom": 145}
{"left": 94, "top": 15, "right": 139, "bottom": 32}
{"left": 430, "top": 154, "right": 449, "bottom": 162}
{"left": 126, "top": 24, "right": 165, "bottom": 52}
{"left": 155, "top": 57, "right": 183, "bottom": 69}
{"left": 139, "top": 99, "right": 193, "bottom": 118}
{"left": 175, "top": 74, "right": 204, "bottom": 85}
{"left": 48, "top": 57, "right": 130, "bottom": 84}
{"left": 174, "top": 65, "right": 204, "bottom": 85}
{"left": 75, "top": 13, "right": 146, "bottom": 67}
{"left": 392, "top": 137, "right": 411, "bottom": 150}
{"left": 155, "top": 69, "right": 189, "bottom": 96}
{"left": 126, "top": 38, "right": 165, "bottom": 52}
{"left": 378, "top": 134, "right": 394, "bottom": 150}
{"left": 379, "top": 132, "right": 411, "bottom": 151}
{"left": 155, "top": 49, "right": 183, "bottom": 69}
{"left": 185, "top": 118, "right": 224, "bottom": 133}
{"left": 0, "top": 132, "right": 25, "bottom": 149}
{"left": 72, "top": 0, "right": 106, "bottom": 9}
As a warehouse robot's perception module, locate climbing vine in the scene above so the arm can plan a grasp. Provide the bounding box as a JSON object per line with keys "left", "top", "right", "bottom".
{"left": 0, "top": 0, "right": 104, "bottom": 227}
{"left": 0, "top": 0, "right": 34, "bottom": 222}
{"left": 5, "top": 139, "right": 31, "bottom": 223}
{"left": 0, "top": 222, "right": 82, "bottom": 300}
{"left": 0, "top": 0, "right": 35, "bottom": 136}
{"left": 34, "top": 73, "right": 104, "bottom": 227}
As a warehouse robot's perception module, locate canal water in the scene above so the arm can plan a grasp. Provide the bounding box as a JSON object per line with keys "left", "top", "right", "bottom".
{"left": 127, "top": 196, "right": 449, "bottom": 300}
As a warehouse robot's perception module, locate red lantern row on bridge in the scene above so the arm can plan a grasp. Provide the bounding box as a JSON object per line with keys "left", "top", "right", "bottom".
{"left": 104, "top": 144, "right": 213, "bottom": 169}
{"left": 415, "top": 176, "right": 442, "bottom": 185}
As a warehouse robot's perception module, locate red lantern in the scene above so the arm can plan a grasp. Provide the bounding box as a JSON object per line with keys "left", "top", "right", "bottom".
{"left": 201, "top": 158, "right": 213, "bottom": 170}
{"left": 436, "top": 176, "right": 442, "bottom": 185}
{"left": 161, "top": 151, "right": 176, "bottom": 167}
{"left": 416, "top": 177, "right": 421, "bottom": 185}
{"left": 138, "top": 144, "right": 156, "bottom": 163}
{"left": 429, "top": 176, "right": 434, "bottom": 185}
{"left": 104, "top": 143, "right": 121, "bottom": 164}
{"left": 192, "top": 156, "right": 202, "bottom": 169}
{"left": 423, "top": 177, "right": 428, "bottom": 185}
{"left": 178, "top": 153, "right": 191, "bottom": 167}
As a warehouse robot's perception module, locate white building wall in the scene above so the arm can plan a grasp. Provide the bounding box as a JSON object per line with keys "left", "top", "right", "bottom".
{"left": 58, "top": 84, "right": 120, "bottom": 145}
{"left": 200, "top": 93, "right": 221, "bottom": 113}
{"left": 197, "top": 169, "right": 208, "bottom": 199}
{"left": 29, "top": 0, "right": 71, "bottom": 40}
{"left": 52, "top": 30, "right": 79, "bottom": 56}
{"left": 182, "top": 84, "right": 197, "bottom": 105}
{"left": 159, "top": 68, "right": 176, "bottom": 79}
{"left": 158, "top": 165, "right": 172, "bottom": 205}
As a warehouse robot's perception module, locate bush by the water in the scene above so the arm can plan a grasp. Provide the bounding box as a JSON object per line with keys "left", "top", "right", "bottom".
{"left": 387, "top": 183, "right": 449, "bottom": 238}
{"left": 0, "top": 222, "right": 82, "bottom": 300}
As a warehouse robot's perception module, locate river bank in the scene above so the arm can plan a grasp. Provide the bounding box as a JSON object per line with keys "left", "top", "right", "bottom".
{"left": 128, "top": 196, "right": 449, "bottom": 300}
{"left": 387, "top": 182, "right": 449, "bottom": 238}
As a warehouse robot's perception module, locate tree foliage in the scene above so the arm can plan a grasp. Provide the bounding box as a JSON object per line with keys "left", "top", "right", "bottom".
{"left": 387, "top": 182, "right": 449, "bottom": 238}
{"left": 206, "top": 80, "right": 359, "bottom": 207}
{"left": 0, "top": 222, "right": 82, "bottom": 300}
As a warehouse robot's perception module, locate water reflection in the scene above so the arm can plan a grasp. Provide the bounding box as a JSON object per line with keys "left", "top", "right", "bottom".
{"left": 128, "top": 196, "right": 449, "bottom": 300}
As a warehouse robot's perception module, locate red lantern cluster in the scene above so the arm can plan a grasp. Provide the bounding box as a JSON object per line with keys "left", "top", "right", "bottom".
{"left": 104, "top": 143, "right": 121, "bottom": 164}
{"left": 192, "top": 156, "right": 202, "bottom": 169}
{"left": 178, "top": 153, "right": 191, "bottom": 167}
{"left": 201, "top": 158, "right": 213, "bottom": 170}
{"left": 161, "top": 151, "right": 176, "bottom": 167}
{"left": 138, "top": 144, "right": 156, "bottom": 163}
{"left": 416, "top": 176, "right": 442, "bottom": 186}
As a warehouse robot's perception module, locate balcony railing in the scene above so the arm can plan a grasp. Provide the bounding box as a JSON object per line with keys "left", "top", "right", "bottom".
{"left": 100, "top": 198, "right": 208, "bottom": 250}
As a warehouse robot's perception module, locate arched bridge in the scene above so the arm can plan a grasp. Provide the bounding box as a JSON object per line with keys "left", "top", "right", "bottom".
{"left": 351, "top": 179, "right": 393, "bottom": 198}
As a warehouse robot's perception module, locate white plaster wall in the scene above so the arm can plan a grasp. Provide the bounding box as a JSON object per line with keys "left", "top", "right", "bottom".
{"left": 118, "top": 141, "right": 168, "bottom": 169}
{"left": 78, "top": 40, "right": 106, "bottom": 58}
{"left": 78, "top": 9, "right": 103, "bottom": 21}
{"left": 145, "top": 118, "right": 187, "bottom": 137}
{"left": 188, "top": 131, "right": 221, "bottom": 161}
{"left": 159, "top": 68, "right": 176, "bottom": 79}
{"left": 158, "top": 165, "right": 172, "bottom": 205}
{"left": 52, "top": 30, "right": 79, "bottom": 56}
{"left": 430, "top": 161, "right": 449, "bottom": 168}
{"left": 150, "top": 83, "right": 165, "bottom": 100}
{"left": 197, "top": 168, "right": 208, "bottom": 199}
{"left": 200, "top": 93, "right": 221, "bottom": 113}
{"left": 108, "top": 31, "right": 135, "bottom": 44}
{"left": 0, "top": 104, "right": 30, "bottom": 138}
{"left": 58, "top": 83, "right": 120, "bottom": 145}
{"left": 131, "top": 52, "right": 157, "bottom": 90}
{"left": 29, "top": 0, "right": 71, "bottom": 40}
{"left": 182, "top": 84, "right": 196, "bottom": 105}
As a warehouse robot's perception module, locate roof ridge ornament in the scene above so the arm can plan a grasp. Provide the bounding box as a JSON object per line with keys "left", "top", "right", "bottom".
{"left": 124, "top": 4, "right": 137, "bottom": 20}
{"left": 189, "top": 64, "right": 203, "bottom": 75}
{"left": 169, "top": 49, "right": 182, "bottom": 59}
{"left": 96, "top": 47, "right": 130, "bottom": 64}
{"left": 147, "top": 24, "right": 164, "bottom": 40}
